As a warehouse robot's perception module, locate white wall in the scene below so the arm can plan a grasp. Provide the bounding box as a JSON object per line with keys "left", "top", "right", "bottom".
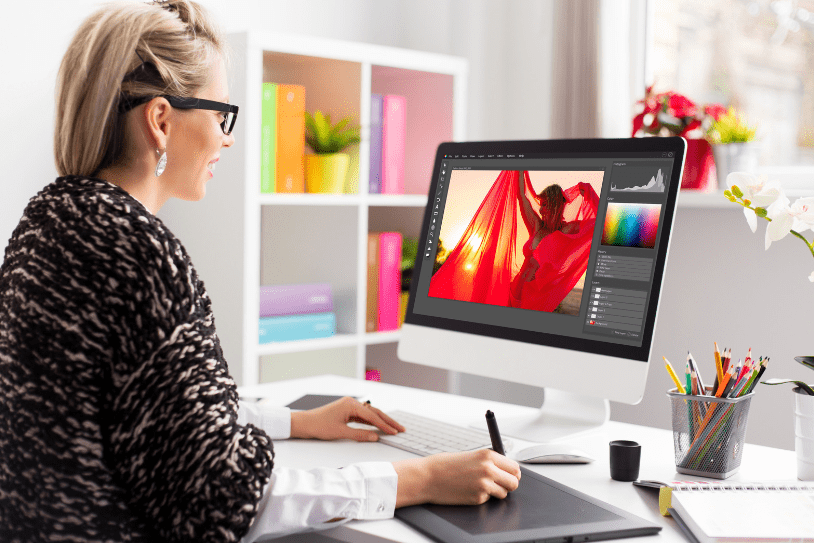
{"left": 1, "top": 1, "right": 799, "bottom": 452}
{"left": 0, "top": 0, "right": 554, "bottom": 254}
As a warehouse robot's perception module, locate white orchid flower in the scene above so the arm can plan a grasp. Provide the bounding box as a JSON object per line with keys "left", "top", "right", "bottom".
{"left": 727, "top": 172, "right": 784, "bottom": 233}
{"left": 810, "top": 271, "right": 814, "bottom": 282}
{"left": 765, "top": 195, "right": 814, "bottom": 249}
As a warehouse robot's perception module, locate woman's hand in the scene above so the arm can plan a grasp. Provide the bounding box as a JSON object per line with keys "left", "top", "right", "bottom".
{"left": 393, "top": 449, "right": 521, "bottom": 507}
{"left": 290, "top": 397, "right": 405, "bottom": 442}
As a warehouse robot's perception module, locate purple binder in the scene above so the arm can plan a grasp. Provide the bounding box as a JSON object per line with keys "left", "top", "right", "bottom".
{"left": 259, "top": 283, "right": 333, "bottom": 317}
{"left": 369, "top": 93, "right": 383, "bottom": 194}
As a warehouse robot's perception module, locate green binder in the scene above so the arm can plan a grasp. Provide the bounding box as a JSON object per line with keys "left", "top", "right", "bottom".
{"left": 260, "top": 82, "right": 277, "bottom": 193}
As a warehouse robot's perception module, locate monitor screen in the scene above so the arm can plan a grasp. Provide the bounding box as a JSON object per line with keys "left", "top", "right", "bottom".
{"left": 399, "top": 138, "right": 685, "bottom": 427}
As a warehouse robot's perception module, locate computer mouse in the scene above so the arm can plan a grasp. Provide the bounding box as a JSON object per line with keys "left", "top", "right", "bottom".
{"left": 513, "top": 443, "right": 595, "bottom": 464}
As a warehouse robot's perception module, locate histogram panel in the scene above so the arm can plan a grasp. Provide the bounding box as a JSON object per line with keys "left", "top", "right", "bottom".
{"left": 609, "top": 165, "right": 669, "bottom": 193}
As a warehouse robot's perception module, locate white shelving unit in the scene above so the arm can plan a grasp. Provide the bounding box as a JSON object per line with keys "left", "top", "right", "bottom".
{"left": 159, "top": 31, "right": 467, "bottom": 387}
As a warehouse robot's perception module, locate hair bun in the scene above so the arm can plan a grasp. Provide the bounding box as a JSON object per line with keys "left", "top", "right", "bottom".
{"left": 151, "top": 0, "right": 178, "bottom": 12}
{"left": 153, "top": 0, "right": 210, "bottom": 38}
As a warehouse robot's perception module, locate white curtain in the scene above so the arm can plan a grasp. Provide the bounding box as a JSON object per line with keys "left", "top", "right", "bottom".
{"left": 550, "top": 0, "right": 601, "bottom": 139}
{"left": 550, "top": 0, "right": 650, "bottom": 139}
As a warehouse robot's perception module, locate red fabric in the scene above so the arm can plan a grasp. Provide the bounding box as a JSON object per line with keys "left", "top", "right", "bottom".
{"left": 428, "top": 171, "right": 599, "bottom": 312}
{"left": 510, "top": 177, "right": 598, "bottom": 311}
{"left": 427, "top": 170, "right": 520, "bottom": 306}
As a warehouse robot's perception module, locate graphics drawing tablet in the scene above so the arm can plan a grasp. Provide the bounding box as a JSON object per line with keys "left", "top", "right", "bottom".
{"left": 395, "top": 467, "right": 660, "bottom": 543}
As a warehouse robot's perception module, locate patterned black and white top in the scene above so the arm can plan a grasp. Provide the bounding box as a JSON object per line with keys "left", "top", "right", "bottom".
{"left": 0, "top": 176, "right": 274, "bottom": 542}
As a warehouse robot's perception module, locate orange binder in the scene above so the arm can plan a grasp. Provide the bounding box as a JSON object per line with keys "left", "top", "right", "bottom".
{"left": 275, "top": 84, "right": 305, "bottom": 193}
{"left": 366, "top": 233, "right": 380, "bottom": 332}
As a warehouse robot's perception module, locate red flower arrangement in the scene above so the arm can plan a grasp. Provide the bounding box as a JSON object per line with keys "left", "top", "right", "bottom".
{"left": 632, "top": 85, "right": 727, "bottom": 138}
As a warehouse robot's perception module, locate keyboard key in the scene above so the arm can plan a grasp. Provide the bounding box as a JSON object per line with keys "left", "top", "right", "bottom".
{"left": 379, "top": 410, "right": 512, "bottom": 457}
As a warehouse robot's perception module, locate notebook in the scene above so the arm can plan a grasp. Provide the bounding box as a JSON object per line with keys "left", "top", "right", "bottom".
{"left": 637, "top": 480, "right": 814, "bottom": 542}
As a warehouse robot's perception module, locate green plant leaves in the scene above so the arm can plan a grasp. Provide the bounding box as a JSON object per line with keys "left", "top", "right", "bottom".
{"left": 708, "top": 107, "right": 757, "bottom": 144}
{"left": 305, "top": 111, "right": 361, "bottom": 154}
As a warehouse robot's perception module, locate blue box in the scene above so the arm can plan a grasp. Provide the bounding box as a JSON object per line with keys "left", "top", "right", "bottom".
{"left": 259, "top": 312, "right": 336, "bottom": 343}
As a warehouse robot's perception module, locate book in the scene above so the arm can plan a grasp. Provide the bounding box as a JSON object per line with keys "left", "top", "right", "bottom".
{"left": 369, "top": 93, "right": 383, "bottom": 194}
{"left": 275, "top": 84, "right": 305, "bottom": 193}
{"left": 381, "top": 95, "right": 406, "bottom": 194}
{"left": 259, "top": 283, "right": 332, "bottom": 317}
{"left": 260, "top": 82, "right": 277, "bottom": 193}
{"left": 398, "top": 291, "right": 409, "bottom": 327}
{"left": 258, "top": 312, "right": 336, "bottom": 343}
{"left": 636, "top": 479, "right": 814, "bottom": 542}
{"left": 378, "top": 232, "right": 402, "bottom": 331}
{"left": 366, "top": 233, "right": 380, "bottom": 332}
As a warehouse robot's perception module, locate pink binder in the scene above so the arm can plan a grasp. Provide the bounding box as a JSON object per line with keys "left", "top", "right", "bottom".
{"left": 377, "top": 232, "right": 402, "bottom": 331}
{"left": 381, "top": 95, "right": 406, "bottom": 194}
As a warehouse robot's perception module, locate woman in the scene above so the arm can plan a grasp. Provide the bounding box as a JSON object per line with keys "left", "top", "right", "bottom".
{"left": 510, "top": 174, "right": 599, "bottom": 312}
{"left": 0, "top": 2, "right": 520, "bottom": 542}
{"left": 427, "top": 170, "right": 597, "bottom": 311}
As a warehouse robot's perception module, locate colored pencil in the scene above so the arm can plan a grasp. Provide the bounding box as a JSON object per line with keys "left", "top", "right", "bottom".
{"left": 721, "top": 360, "right": 740, "bottom": 398}
{"left": 748, "top": 358, "right": 768, "bottom": 394}
{"left": 688, "top": 351, "right": 707, "bottom": 395}
{"left": 663, "top": 356, "right": 686, "bottom": 394}
{"left": 715, "top": 363, "right": 734, "bottom": 398}
{"left": 714, "top": 342, "right": 723, "bottom": 390}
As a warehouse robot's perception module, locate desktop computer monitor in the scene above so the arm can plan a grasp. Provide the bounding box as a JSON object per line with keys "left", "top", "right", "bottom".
{"left": 398, "top": 137, "right": 686, "bottom": 442}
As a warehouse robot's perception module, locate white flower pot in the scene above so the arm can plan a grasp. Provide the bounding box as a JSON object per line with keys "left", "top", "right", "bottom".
{"left": 794, "top": 387, "right": 814, "bottom": 480}
{"left": 712, "top": 142, "right": 760, "bottom": 188}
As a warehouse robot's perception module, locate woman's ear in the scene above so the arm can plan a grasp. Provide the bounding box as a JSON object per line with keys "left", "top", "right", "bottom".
{"left": 142, "top": 97, "right": 172, "bottom": 150}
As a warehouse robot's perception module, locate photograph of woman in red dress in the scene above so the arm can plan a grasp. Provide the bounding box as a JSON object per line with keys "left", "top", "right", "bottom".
{"left": 428, "top": 170, "right": 602, "bottom": 315}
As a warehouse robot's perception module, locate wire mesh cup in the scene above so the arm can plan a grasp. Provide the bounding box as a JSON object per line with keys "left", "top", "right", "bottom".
{"left": 667, "top": 388, "right": 754, "bottom": 479}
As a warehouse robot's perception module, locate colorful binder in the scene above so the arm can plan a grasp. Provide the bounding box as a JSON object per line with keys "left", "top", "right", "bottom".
{"left": 366, "top": 233, "right": 380, "bottom": 332}
{"left": 378, "top": 232, "right": 402, "bottom": 331}
{"left": 260, "top": 83, "right": 278, "bottom": 193}
{"left": 369, "top": 93, "right": 383, "bottom": 194}
{"left": 259, "top": 283, "right": 333, "bottom": 317}
{"left": 275, "top": 84, "right": 305, "bottom": 193}
{"left": 398, "top": 291, "right": 409, "bottom": 327}
{"left": 258, "top": 312, "right": 336, "bottom": 343}
{"left": 381, "top": 95, "right": 406, "bottom": 194}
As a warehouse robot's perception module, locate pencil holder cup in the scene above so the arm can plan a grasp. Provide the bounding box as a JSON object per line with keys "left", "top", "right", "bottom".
{"left": 667, "top": 388, "right": 754, "bottom": 479}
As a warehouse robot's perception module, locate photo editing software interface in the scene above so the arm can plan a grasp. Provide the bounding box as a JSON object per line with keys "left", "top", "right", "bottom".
{"left": 410, "top": 149, "right": 676, "bottom": 349}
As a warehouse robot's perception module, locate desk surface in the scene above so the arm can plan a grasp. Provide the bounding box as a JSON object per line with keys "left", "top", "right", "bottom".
{"left": 239, "top": 375, "right": 797, "bottom": 543}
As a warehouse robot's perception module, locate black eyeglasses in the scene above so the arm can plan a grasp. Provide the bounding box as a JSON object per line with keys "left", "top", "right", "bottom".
{"left": 119, "top": 95, "right": 239, "bottom": 135}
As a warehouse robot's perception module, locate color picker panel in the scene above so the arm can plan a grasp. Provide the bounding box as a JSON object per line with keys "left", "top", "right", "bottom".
{"left": 601, "top": 203, "right": 661, "bottom": 249}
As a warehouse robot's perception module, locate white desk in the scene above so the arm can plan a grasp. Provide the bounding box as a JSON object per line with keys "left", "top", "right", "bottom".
{"left": 239, "top": 375, "right": 796, "bottom": 543}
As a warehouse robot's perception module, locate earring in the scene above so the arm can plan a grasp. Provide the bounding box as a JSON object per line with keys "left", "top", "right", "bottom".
{"left": 155, "top": 149, "right": 167, "bottom": 177}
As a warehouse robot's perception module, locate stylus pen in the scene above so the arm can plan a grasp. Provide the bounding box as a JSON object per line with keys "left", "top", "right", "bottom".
{"left": 485, "top": 410, "right": 505, "bottom": 456}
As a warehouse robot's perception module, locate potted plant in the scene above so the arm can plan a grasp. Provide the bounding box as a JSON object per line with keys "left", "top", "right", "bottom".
{"left": 632, "top": 86, "right": 727, "bottom": 191}
{"left": 708, "top": 108, "right": 759, "bottom": 184}
{"left": 304, "top": 111, "right": 361, "bottom": 194}
{"left": 724, "top": 174, "right": 814, "bottom": 479}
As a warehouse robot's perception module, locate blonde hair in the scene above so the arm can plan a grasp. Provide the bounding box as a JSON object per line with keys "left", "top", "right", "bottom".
{"left": 54, "top": 0, "right": 226, "bottom": 177}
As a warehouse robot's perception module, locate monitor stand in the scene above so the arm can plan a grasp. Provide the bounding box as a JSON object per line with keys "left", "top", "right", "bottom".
{"left": 471, "top": 389, "right": 610, "bottom": 443}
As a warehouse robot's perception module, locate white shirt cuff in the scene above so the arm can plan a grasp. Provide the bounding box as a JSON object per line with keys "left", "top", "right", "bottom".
{"left": 241, "top": 462, "right": 397, "bottom": 542}
{"left": 352, "top": 461, "right": 399, "bottom": 519}
{"left": 237, "top": 400, "right": 291, "bottom": 439}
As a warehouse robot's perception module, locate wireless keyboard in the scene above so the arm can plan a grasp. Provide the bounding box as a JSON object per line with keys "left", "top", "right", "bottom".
{"left": 379, "top": 410, "right": 512, "bottom": 457}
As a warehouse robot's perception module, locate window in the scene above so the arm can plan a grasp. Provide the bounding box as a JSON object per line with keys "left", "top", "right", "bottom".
{"left": 650, "top": 0, "right": 814, "bottom": 179}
